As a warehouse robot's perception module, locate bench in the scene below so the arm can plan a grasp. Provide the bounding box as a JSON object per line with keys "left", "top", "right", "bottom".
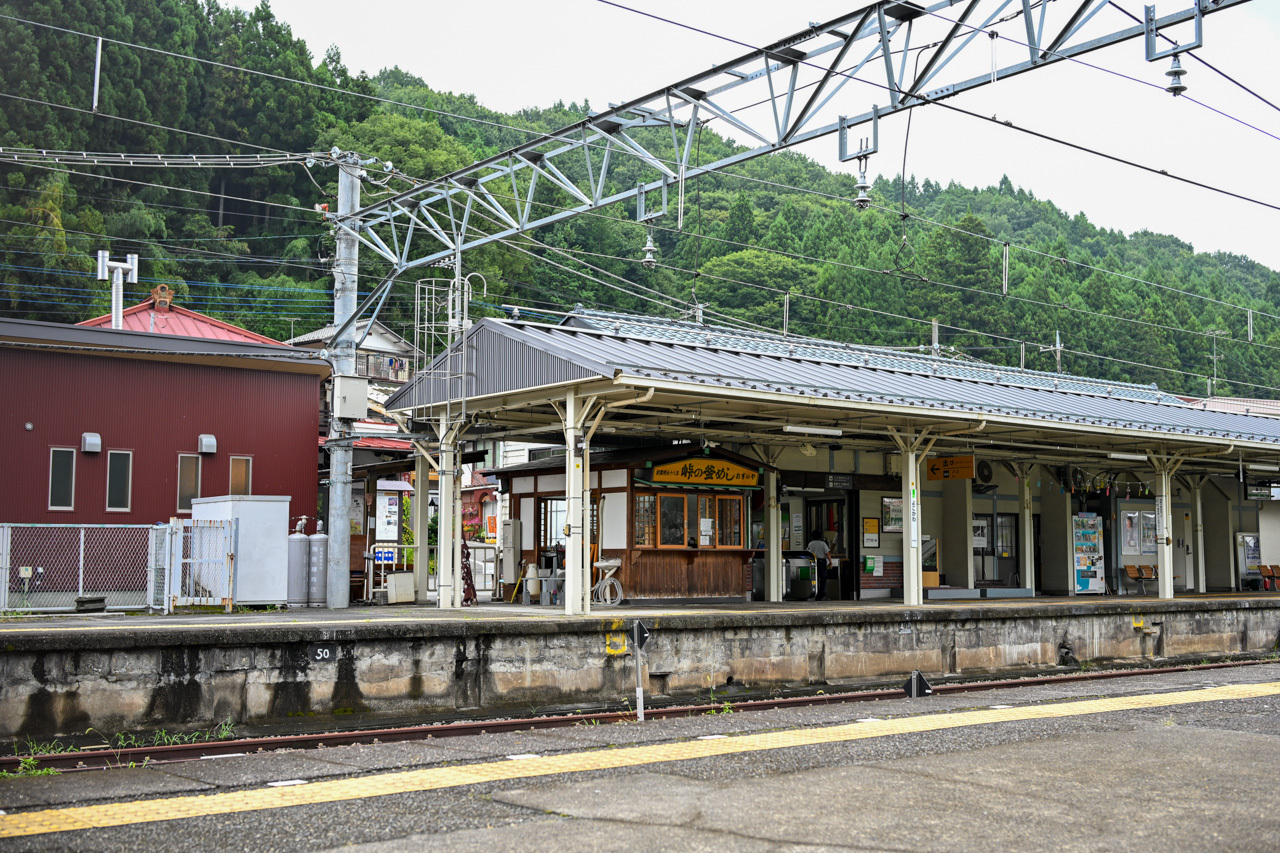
{"left": 1124, "top": 564, "right": 1147, "bottom": 595}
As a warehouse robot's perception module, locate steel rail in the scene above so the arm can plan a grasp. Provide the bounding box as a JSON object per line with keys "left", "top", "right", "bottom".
{"left": 3, "top": 658, "right": 1272, "bottom": 773}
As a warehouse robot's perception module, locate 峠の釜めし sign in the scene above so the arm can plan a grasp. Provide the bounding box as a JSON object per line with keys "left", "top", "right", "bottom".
{"left": 651, "top": 459, "right": 760, "bottom": 487}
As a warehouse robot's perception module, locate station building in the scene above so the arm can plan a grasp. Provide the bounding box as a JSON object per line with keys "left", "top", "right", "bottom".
{"left": 387, "top": 309, "right": 1280, "bottom": 611}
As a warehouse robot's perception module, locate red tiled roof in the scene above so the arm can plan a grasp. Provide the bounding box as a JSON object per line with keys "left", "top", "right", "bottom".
{"left": 79, "top": 299, "right": 284, "bottom": 345}
{"left": 317, "top": 435, "right": 412, "bottom": 451}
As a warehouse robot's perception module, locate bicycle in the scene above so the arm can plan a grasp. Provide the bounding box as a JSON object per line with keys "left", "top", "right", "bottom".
{"left": 592, "top": 558, "right": 624, "bottom": 606}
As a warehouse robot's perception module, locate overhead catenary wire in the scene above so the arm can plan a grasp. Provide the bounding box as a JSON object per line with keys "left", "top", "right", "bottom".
{"left": 4, "top": 8, "right": 1275, "bottom": 389}
{"left": 7, "top": 5, "right": 1279, "bottom": 220}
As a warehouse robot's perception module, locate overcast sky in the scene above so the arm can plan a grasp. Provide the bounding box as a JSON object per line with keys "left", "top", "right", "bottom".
{"left": 233, "top": 1, "right": 1280, "bottom": 270}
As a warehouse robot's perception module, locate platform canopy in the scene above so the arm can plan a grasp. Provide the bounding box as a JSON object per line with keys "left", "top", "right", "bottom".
{"left": 385, "top": 310, "right": 1280, "bottom": 474}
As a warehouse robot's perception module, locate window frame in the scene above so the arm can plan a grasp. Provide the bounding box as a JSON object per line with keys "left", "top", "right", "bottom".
{"left": 177, "top": 453, "right": 201, "bottom": 513}
{"left": 105, "top": 450, "right": 133, "bottom": 513}
{"left": 229, "top": 455, "right": 252, "bottom": 496}
{"left": 48, "top": 447, "right": 76, "bottom": 511}
{"left": 635, "top": 490, "right": 749, "bottom": 550}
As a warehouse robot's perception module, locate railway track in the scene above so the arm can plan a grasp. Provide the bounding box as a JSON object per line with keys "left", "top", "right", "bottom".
{"left": 4, "top": 658, "right": 1270, "bottom": 772}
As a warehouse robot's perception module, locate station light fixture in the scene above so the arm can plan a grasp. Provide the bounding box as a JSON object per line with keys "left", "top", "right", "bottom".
{"left": 1246, "top": 463, "right": 1280, "bottom": 473}
{"left": 783, "top": 424, "right": 843, "bottom": 437}
{"left": 1107, "top": 451, "right": 1148, "bottom": 462}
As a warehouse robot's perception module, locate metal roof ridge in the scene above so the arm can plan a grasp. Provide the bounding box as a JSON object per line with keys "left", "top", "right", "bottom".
{"left": 565, "top": 309, "right": 1171, "bottom": 400}
{"left": 514, "top": 319, "right": 1176, "bottom": 409}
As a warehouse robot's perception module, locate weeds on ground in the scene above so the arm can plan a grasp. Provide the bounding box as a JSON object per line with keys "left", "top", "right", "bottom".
{"left": 0, "top": 757, "right": 57, "bottom": 778}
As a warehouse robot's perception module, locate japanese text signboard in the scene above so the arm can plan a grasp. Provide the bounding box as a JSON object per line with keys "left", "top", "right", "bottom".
{"left": 651, "top": 459, "right": 760, "bottom": 487}
{"left": 926, "top": 455, "right": 976, "bottom": 481}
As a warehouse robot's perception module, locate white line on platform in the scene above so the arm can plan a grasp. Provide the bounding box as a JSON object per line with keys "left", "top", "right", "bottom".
{"left": 267, "top": 780, "right": 308, "bottom": 787}
{"left": 506, "top": 754, "right": 540, "bottom": 760}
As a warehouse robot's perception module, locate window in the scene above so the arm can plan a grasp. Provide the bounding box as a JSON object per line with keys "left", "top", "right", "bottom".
{"left": 177, "top": 454, "right": 201, "bottom": 512}
{"left": 539, "top": 497, "right": 566, "bottom": 548}
{"left": 48, "top": 447, "right": 75, "bottom": 510}
{"left": 634, "top": 491, "right": 747, "bottom": 549}
{"left": 634, "top": 494, "right": 657, "bottom": 546}
{"left": 230, "top": 456, "right": 252, "bottom": 495}
{"left": 106, "top": 451, "right": 132, "bottom": 512}
{"left": 717, "top": 497, "right": 743, "bottom": 547}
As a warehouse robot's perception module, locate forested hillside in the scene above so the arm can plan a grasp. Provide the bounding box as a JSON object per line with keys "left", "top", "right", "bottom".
{"left": 2, "top": 0, "right": 1276, "bottom": 398}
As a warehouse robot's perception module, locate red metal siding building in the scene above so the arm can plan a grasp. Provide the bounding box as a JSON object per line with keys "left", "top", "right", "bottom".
{"left": 0, "top": 319, "right": 328, "bottom": 526}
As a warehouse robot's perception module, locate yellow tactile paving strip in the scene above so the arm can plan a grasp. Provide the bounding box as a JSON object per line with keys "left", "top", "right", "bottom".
{"left": 2, "top": 681, "right": 1278, "bottom": 839}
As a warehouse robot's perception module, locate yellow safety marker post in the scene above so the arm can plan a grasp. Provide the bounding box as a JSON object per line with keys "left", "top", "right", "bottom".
{"left": 2, "top": 680, "right": 1278, "bottom": 839}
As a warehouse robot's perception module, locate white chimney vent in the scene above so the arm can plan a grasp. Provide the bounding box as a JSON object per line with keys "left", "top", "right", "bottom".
{"left": 197, "top": 434, "right": 217, "bottom": 454}
{"left": 81, "top": 432, "right": 102, "bottom": 453}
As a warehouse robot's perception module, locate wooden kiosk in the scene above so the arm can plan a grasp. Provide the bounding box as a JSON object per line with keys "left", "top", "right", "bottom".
{"left": 496, "top": 447, "right": 772, "bottom": 599}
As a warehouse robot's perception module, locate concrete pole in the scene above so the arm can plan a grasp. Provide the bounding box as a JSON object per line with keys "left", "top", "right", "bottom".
{"left": 436, "top": 417, "right": 457, "bottom": 609}
{"left": 765, "top": 470, "right": 782, "bottom": 601}
{"left": 1019, "top": 466, "right": 1035, "bottom": 591}
{"left": 1192, "top": 481, "right": 1207, "bottom": 593}
{"left": 1154, "top": 467, "right": 1175, "bottom": 600}
{"left": 563, "top": 392, "right": 585, "bottom": 616}
{"left": 413, "top": 452, "right": 432, "bottom": 604}
{"left": 902, "top": 449, "right": 922, "bottom": 606}
{"left": 326, "top": 160, "right": 360, "bottom": 609}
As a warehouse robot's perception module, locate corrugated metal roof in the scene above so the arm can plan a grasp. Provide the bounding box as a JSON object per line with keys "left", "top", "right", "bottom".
{"left": 566, "top": 307, "right": 1177, "bottom": 405}
{"left": 386, "top": 314, "right": 1280, "bottom": 446}
{"left": 318, "top": 435, "right": 412, "bottom": 451}
{"left": 287, "top": 319, "right": 416, "bottom": 354}
{"left": 79, "top": 300, "right": 283, "bottom": 345}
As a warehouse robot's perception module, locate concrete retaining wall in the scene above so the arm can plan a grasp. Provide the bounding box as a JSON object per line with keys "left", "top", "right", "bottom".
{"left": 3, "top": 600, "right": 1279, "bottom": 740}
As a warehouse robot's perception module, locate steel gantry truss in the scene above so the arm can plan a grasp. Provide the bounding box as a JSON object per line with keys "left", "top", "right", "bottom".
{"left": 333, "top": 0, "right": 1249, "bottom": 274}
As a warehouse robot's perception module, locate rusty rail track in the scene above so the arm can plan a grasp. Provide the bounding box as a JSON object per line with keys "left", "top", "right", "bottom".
{"left": 4, "top": 659, "right": 1271, "bottom": 772}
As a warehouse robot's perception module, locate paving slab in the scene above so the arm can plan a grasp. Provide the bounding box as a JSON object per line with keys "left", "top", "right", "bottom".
{"left": 0, "top": 767, "right": 213, "bottom": 809}
{"left": 157, "top": 750, "right": 354, "bottom": 787}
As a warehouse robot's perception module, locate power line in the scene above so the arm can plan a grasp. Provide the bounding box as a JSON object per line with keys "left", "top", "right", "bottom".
{"left": 1106, "top": 0, "right": 1280, "bottom": 115}
{"left": 2, "top": 160, "right": 315, "bottom": 215}
{"left": 0, "top": 91, "right": 295, "bottom": 156}
{"left": 917, "top": 2, "right": 1280, "bottom": 144}
{"left": 596, "top": 0, "right": 1280, "bottom": 216}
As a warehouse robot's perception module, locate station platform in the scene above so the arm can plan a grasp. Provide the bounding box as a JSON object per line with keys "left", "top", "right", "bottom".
{"left": 2, "top": 593, "right": 1278, "bottom": 743}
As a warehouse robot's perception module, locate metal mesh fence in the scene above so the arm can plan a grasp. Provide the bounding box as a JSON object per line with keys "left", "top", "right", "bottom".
{"left": 1, "top": 524, "right": 154, "bottom": 611}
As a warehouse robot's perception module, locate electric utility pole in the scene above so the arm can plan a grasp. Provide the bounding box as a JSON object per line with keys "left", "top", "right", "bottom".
{"left": 327, "top": 156, "right": 361, "bottom": 609}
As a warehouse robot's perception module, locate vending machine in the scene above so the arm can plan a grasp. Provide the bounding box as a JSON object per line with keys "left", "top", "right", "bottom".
{"left": 1073, "top": 513, "right": 1106, "bottom": 594}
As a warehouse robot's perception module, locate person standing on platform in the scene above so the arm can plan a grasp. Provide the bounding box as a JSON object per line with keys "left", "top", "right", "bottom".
{"left": 807, "top": 530, "right": 831, "bottom": 601}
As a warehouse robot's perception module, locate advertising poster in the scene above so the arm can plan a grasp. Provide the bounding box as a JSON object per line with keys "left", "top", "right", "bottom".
{"left": 882, "top": 497, "right": 903, "bottom": 533}
{"left": 1140, "top": 510, "right": 1157, "bottom": 556}
{"left": 1121, "top": 511, "right": 1140, "bottom": 556}
{"left": 376, "top": 492, "right": 400, "bottom": 542}
{"left": 972, "top": 518, "right": 990, "bottom": 550}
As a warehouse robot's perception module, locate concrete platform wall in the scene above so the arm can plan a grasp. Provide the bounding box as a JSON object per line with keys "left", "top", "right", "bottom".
{"left": 2, "top": 601, "right": 1279, "bottom": 740}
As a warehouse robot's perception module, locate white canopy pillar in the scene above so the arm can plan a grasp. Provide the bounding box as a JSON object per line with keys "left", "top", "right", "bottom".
{"left": 413, "top": 450, "right": 435, "bottom": 604}
{"left": 891, "top": 427, "right": 935, "bottom": 607}
{"left": 1150, "top": 454, "right": 1184, "bottom": 601}
{"left": 765, "top": 470, "right": 782, "bottom": 602}
{"left": 1018, "top": 464, "right": 1036, "bottom": 591}
{"left": 562, "top": 391, "right": 586, "bottom": 616}
{"left": 1191, "top": 478, "right": 1207, "bottom": 593}
{"left": 902, "top": 448, "right": 922, "bottom": 606}
{"left": 436, "top": 415, "right": 463, "bottom": 609}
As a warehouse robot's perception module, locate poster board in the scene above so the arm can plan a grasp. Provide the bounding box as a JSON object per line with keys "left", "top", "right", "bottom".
{"left": 862, "top": 517, "right": 880, "bottom": 549}
{"left": 1121, "top": 510, "right": 1140, "bottom": 556}
{"left": 1140, "top": 511, "right": 1157, "bottom": 556}
{"left": 972, "top": 517, "right": 990, "bottom": 550}
{"left": 882, "top": 497, "right": 903, "bottom": 533}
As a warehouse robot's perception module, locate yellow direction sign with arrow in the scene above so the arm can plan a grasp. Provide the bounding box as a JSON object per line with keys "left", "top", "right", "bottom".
{"left": 926, "top": 455, "right": 975, "bottom": 481}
